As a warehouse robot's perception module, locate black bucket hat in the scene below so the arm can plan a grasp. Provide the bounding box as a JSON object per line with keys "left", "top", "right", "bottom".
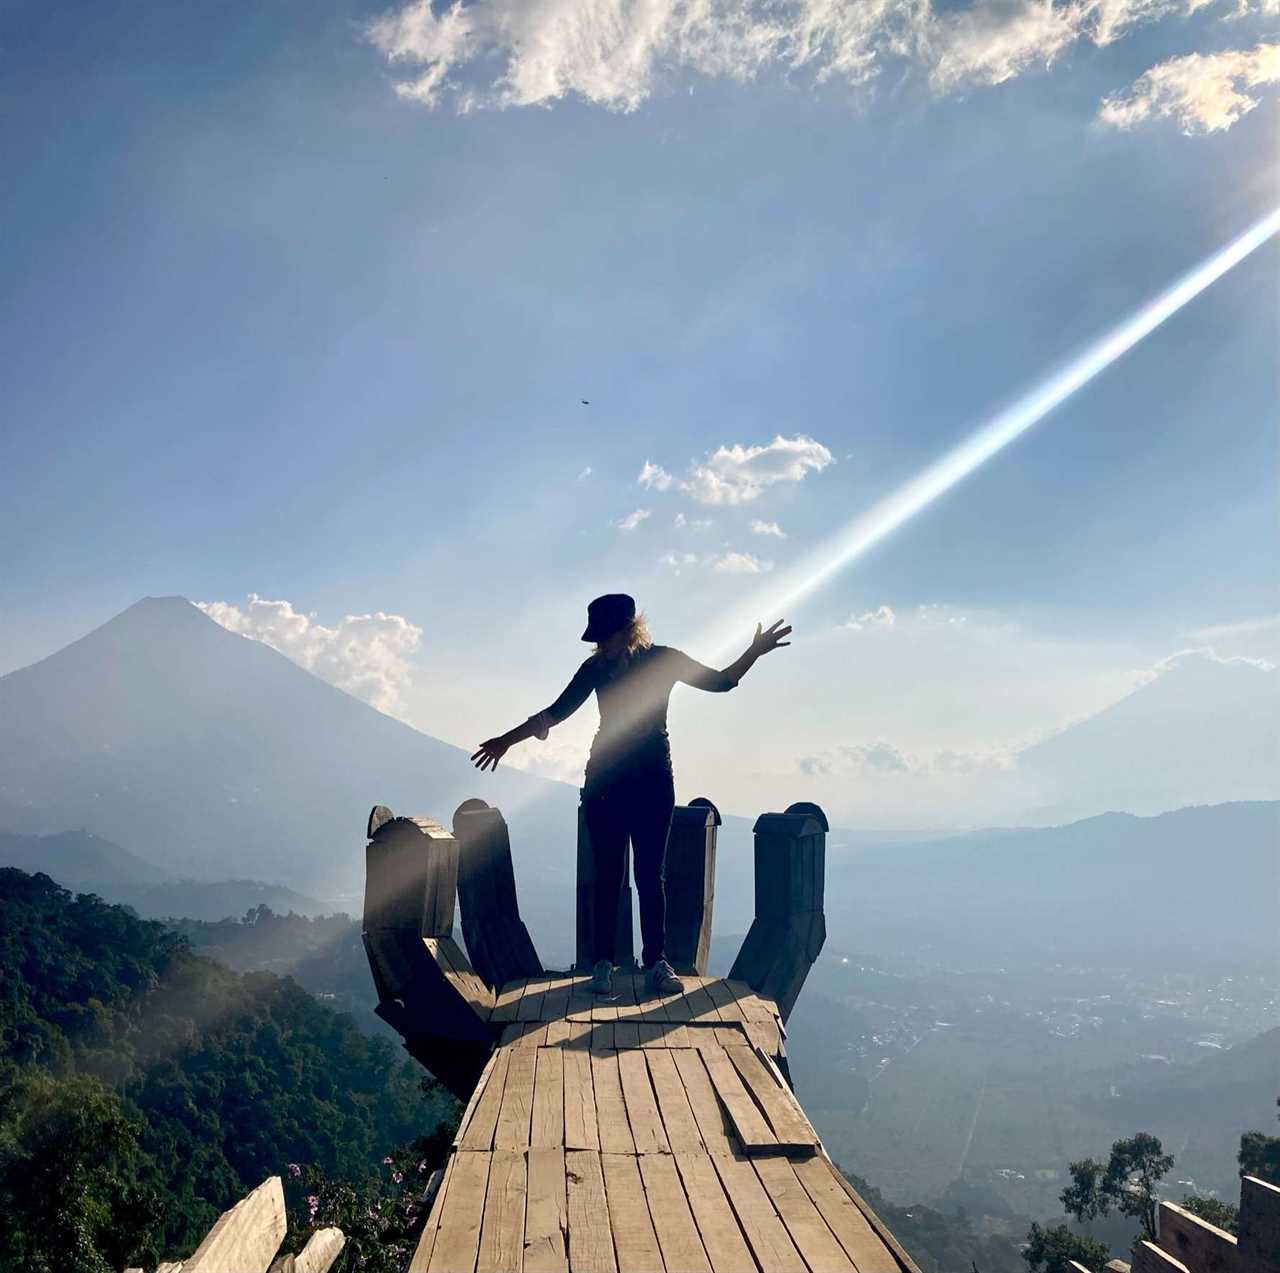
{"left": 582, "top": 593, "right": 636, "bottom": 643}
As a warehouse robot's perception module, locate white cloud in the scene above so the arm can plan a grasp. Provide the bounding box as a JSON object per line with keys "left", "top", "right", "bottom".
{"left": 660, "top": 550, "right": 701, "bottom": 573}
{"left": 709, "top": 550, "right": 774, "bottom": 573}
{"left": 614, "top": 506, "right": 653, "bottom": 530}
{"left": 674, "top": 512, "right": 712, "bottom": 529}
{"left": 1182, "top": 614, "right": 1280, "bottom": 663}
{"left": 679, "top": 434, "right": 834, "bottom": 505}
{"left": 577, "top": 464, "right": 593, "bottom": 480}
{"left": 750, "top": 519, "right": 786, "bottom": 537}
{"left": 638, "top": 461, "right": 675, "bottom": 490}
{"left": 366, "top": 0, "right": 1256, "bottom": 121}
{"left": 843, "top": 604, "right": 897, "bottom": 631}
{"left": 197, "top": 595, "right": 422, "bottom": 715}
{"left": 1098, "top": 42, "right": 1279, "bottom": 133}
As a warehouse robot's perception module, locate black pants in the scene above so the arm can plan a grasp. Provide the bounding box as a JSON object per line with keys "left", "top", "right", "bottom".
{"left": 582, "top": 761, "right": 676, "bottom": 968}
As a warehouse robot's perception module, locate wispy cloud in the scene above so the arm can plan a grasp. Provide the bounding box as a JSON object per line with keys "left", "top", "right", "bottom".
{"left": 1098, "top": 42, "right": 1279, "bottom": 133}
{"left": 197, "top": 595, "right": 422, "bottom": 715}
{"left": 674, "top": 512, "right": 712, "bottom": 529}
{"left": 709, "top": 550, "right": 774, "bottom": 573}
{"left": 660, "top": 550, "right": 700, "bottom": 574}
{"left": 843, "top": 604, "right": 897, "bottom": 630}
{"left": 366, "top": 0, "right": 1273, "bottom": 130}
{"left": 751, "top": 519, "right": 786, "bottom": 537}
{"left": 638, "top": 461, "right": 675, "bottom": 490}
{"left": 577, "top": 464, "right": 593, "bottom": 480}
{"left": 614, "top": 507, "right": 652, "bottom": 530}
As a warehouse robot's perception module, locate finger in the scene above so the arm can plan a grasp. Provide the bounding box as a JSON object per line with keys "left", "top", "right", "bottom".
{"left": 775, "top": 640, "right": 791, "bottom": 646}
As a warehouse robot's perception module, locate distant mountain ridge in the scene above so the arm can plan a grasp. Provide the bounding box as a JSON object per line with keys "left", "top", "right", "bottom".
{"left": 0, "top": 596, "right": 575, "bottom": 901}
{"left": 0, "top": 829, "right": 328, "bottom": 920}
{"left": 1017, "top": 652, "right": 1278, "bottom": 821}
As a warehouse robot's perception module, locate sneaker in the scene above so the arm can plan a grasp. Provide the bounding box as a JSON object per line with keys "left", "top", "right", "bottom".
{"left": 590, "top": 959, "right": 614, "bottom": 995}
{"left": 647, "top": 959, "right": 683, "bottom": 996}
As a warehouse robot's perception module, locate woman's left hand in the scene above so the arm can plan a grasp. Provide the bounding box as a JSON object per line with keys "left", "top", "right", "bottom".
{"left": 750, "top": 619, "right": 792, "bottom": 657}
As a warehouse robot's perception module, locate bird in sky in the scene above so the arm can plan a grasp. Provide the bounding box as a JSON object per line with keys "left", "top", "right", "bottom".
{"left": 580, "top": 399, "right": 589, "bottom": 405}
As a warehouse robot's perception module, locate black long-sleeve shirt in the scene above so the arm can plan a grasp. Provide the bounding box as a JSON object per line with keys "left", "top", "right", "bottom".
{"left": 529, "top": 644, "right": 737, "bottom": 778}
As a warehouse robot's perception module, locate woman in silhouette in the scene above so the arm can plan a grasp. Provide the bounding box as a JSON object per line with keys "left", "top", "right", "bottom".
{"left": 472, "top": 593, "right": 790, "bottom": 997}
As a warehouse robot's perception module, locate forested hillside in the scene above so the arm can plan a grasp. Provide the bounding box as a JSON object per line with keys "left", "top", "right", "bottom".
{"left": 0, "top": 869, "right": 457, "bottom": 1272}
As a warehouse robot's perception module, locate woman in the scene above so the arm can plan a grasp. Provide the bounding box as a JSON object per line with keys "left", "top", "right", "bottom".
{"left": 471, "top": 592, "right": 791, "bottom": 998}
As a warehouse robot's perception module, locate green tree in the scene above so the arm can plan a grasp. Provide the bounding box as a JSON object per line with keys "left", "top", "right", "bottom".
{"left": 1022, "top": 1222, "right": 1112, "bottom": 1273}
{"left": 1180, "top": 1195, "right": 1238, "bottom": 1233}
{"left": 0, "top": 1069, "right": 160, "bottom": 1273}
{"left": 1061, "top": 1132, "right": 1174, "bottom": 1241}
{"left": 1237, "top": 1098, "right": 1280, "bottom": 1185}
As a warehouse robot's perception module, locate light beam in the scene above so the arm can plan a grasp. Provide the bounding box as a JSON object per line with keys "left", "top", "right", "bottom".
{"left": 703, "top": 206, "right": 1280, "bottom": 659}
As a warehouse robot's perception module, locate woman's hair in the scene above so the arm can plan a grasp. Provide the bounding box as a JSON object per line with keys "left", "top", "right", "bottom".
{"left": 595, "top": 611, "right": 652, "bottom": 656}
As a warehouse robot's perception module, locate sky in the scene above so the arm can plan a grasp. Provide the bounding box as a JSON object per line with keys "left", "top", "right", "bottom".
{"left": 1, "top": 0, "right": 1276, "bottom": 827}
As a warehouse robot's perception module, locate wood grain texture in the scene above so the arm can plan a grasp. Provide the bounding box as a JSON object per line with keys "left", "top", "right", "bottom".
{"left": 532, "top": 1048, "right": 566, "bottom": 1150}
{"left": 673, "top": 1153, "right": 758, "bottom": 1273}
{"left": 426, "top": 1151, "right": 490, "bottom": 1273}
{"left": 565, "top": 1151, "right": 617, "bottom": 1273}
{"left": 494, "top": 1048, "right": 537, "bottom": 1151}
{"left": 616, "top": 1048, "right": 669, "bottom": 1155}
{"left": 591, "top": 1050, "right": 635, "bottom": 1155}
{"left": 477, "top": 1150, "right": 526, "bottom": 1273}
{"left": 601, "top": 1153, "right": 663, "bottom": 1273}
{"left": 638, "top": 1153, "right": 713, "bottom": 1273}
{"left": 793, "top": 1156, "right": 905, "bottom": 1273}
{"left": 524, "top": 1147, "right": 569, "bottom": 1273}
{"left": 563, "top": 1050, "right": 600, "bottom": 1152}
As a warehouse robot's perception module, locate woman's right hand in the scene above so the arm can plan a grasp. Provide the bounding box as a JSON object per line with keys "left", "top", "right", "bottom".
{"left": 471, "top": 736, "right": 510, "bottom": 771}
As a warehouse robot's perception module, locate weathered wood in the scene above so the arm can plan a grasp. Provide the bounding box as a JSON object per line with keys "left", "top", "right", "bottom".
{"left": 575, "top": 800, "right": 635, "bottom": 971}
{"left": 725, "top": 1045, "right": 817, "bottom": 1154}
{"left": 267, "top": 1227, "right": 346, "bottom": 1273}
{"left": 495, "top": 1047, "right": 538, "bottom": 1150}
{"left": 426, "top": 1150, "right": 490, "bottom": 1273}
{"left": 671, "top": 1048, "right": 737, "bottom": 1156}
{"left": 665, "top": 799, "right": 719, "bottom": 975}
{"left": 673, "top": 1152, "right": 758, "bottom": 1273}
{"left": 364, "top": 814, "right": 457, "bottom": 935}
{"left": 754, "top": 1156, "right": 855, "bottom": 1272}
{"left": 712, "top": 1152, "right": 808, "bottom": 1273}
{"left": 1132, "top": 1240, "right": 1191, "bottom": 1273}
{"left": 601, "top": 1152, "right": 663, "bottom": 1273}
{"left": 565, "top": 1150, "right": 617, "bottom": 1273}
{"left": 459, "top": 1050, "right": 512, "bottom": 1151}
{"left": 700, "top": 1046, "right": 777, "bottom": 1153}
{"left": 800, "top": 1154, "right": 917, "bottom": 1273}
{"left": 532, "top": 1047, "right": 567, "bottom": 1149}
{"left": 184, "top": 1176, "right": 286, "bottom": 1273}
{"left": 638, "top": 1153, "right": 713, "bottom": 1272}
{"left": 524, "top": 1147, "right": 569, "bottom": 1273}
{"left": 728, "top": 803, "right": 828, "bottom": 1022}
{"left": 454, "top": 800, "right": 543, "bottom": 988}
{"left": 477, "top": 1149, "right": 526, "bottom": 1273}
{"left": 563, "top": 1049, "right": 600, "bottom": 1151}
{"left": 1157, "top": 1201, "right": 1240, "bottom": 1271}
{"left": 617, "top": 1048, "right": 669, "bottom": 1155}
{"left": 644, "top": 1048, "right": 705, "bottom": 1154}
{"left": 1239, "top": 1175, "right": 1280, "bottom": 1264}
{"left": 410, "top": 1155, "right": 455, "bottom": 1273}
{"left": 590, "top": 1050, "right": 635, "bottom": 1154}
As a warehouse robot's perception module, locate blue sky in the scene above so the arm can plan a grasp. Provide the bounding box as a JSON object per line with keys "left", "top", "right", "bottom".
{"left": 2, "top": 0, "right": 1276, "bottom": 824}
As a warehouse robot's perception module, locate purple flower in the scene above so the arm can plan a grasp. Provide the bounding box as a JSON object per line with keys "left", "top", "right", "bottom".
{"left": 417, "top": 1159, "right": 428, "bottom": 1172}
{"left": 382, "top": 1155, "right": 393, "bottom": 1164}
{"left": 307, "top": 1195, "right": 319, "bottom": 1218}
{"left": 392, "top": 1170, "right": 404, "bottom": 1184}
{"left": 288, "top": 1163, "right": 301, "bottom": 1178}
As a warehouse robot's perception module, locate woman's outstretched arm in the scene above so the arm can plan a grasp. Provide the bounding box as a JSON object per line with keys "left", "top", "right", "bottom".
{"left": 674, "top": 619, "right": 792, "bottom": 692}
{"left": 471, "top": 658, "right": 598, "bottom": 771}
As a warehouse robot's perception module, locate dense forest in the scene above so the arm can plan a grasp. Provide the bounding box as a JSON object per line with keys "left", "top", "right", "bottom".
{"left": 0, "top": 869, "right": 457, "bottom": 1272}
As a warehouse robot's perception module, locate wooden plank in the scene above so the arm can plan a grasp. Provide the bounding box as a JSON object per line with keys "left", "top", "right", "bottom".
{"left": 477, "top": 1150, "right": 526, "bottom": 1273}
{"left": 617, "top": 1048, "right": 669, "bottom": 1154}
{"left": 409, "top": 1155, "right": 456, "bottom": 1272}
{"left": 427, "top": 1150, "right": 490, "bottom": 1273}
{"left": 459, "top": 1050, "right": 512, "bottom": 1151}
{"left": 519, "top": 980, "right": 553, "bottom": 1022}
{"left": 566, "top": 978, "right": 595, "bottom": 1020}
{"left": 700, "top": 1047, "right": 777, "bottom": 1153}
{"left": 563, "top": 1050, "right": 600, "bottom": 1151}
{"left": 672, "top": 1048, "right": 737, "bottom": 1156}
{"left": 723, "top": 980, "right": 778, "bottom": 1023}
{"left": 525, "top": 1147, "right": 569, "bottom": 1273}
{"left": 455, "top": 1051, "right": 501, "bottom": 1148}
{"left": 540, "top": 976, "right": 574, "bottom": 1022}
{"left": 792, "top": 1156, "right": 902, "bottom": 1273}
{"left": 546, "top": 1019, "right": 572, "bottom": 1047}
{"left": 660, "top": 987, "right": 693, "bottom": 1022}
{"left": 601, "top": 1153, "right": 664, "bottom": 1273}
{"left": 674, "top": 1153, "right": 757, "bottom": 1273}
{"left": 636, "top": 1022, "right": 666, "bottom": 1048}
{"left": 725, "top": 1046, "right": 818, "bottom": 1153}
{"left": 638, "top": 1154, "right": 713, "bottom": 1273}
{"left": 712, "top": 1153, "right": 807, "bottom": 1273}
{"left": 565, "top": 1150, "right": 617, "bottom": 1273}
{"left": 589, "top": 1023, "right": 615, "bottom": 1051}
{"left": 645, "top": 1048, "right": 705, "bottom": 1154}
{"left": 613, "top": 1021, "right": 641, "bottom": 1050}
{"left": 184, "top": 1176, "right": 286, "bottom": 1273}
{"left": 532, "top": 1048, "right": 567, "bottom": 1149}
{"left": 703, "top": 979, "right": 748, "bottom": 1022}
{"left": 565, "top": 1018, "right": 595, "bottom": 1049}
{"left": 590, "top": 1050, "right": 635, "bottom": 1154}
{"left": 495, "top": 1047, "right": 537, "bottom": 1150}
{"left": 682, "top": 982, "right": 722, "bottom": 1023}
{"left": 492, "top": 979, "right": 531, "bottom": 1023}
{"left": 613, "top": 972, "right": 641, "bottom": 1019}
{"left": 753, "top": 1157, "right": 854, "bottom": 1272}
{"left": 505, "top": 1023, "right": 550, "bottom": 1048}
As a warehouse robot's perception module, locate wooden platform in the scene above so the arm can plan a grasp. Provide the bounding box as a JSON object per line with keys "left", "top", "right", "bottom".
{"left": 410, "top": 972, "right": 912, "bottom": 1273}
